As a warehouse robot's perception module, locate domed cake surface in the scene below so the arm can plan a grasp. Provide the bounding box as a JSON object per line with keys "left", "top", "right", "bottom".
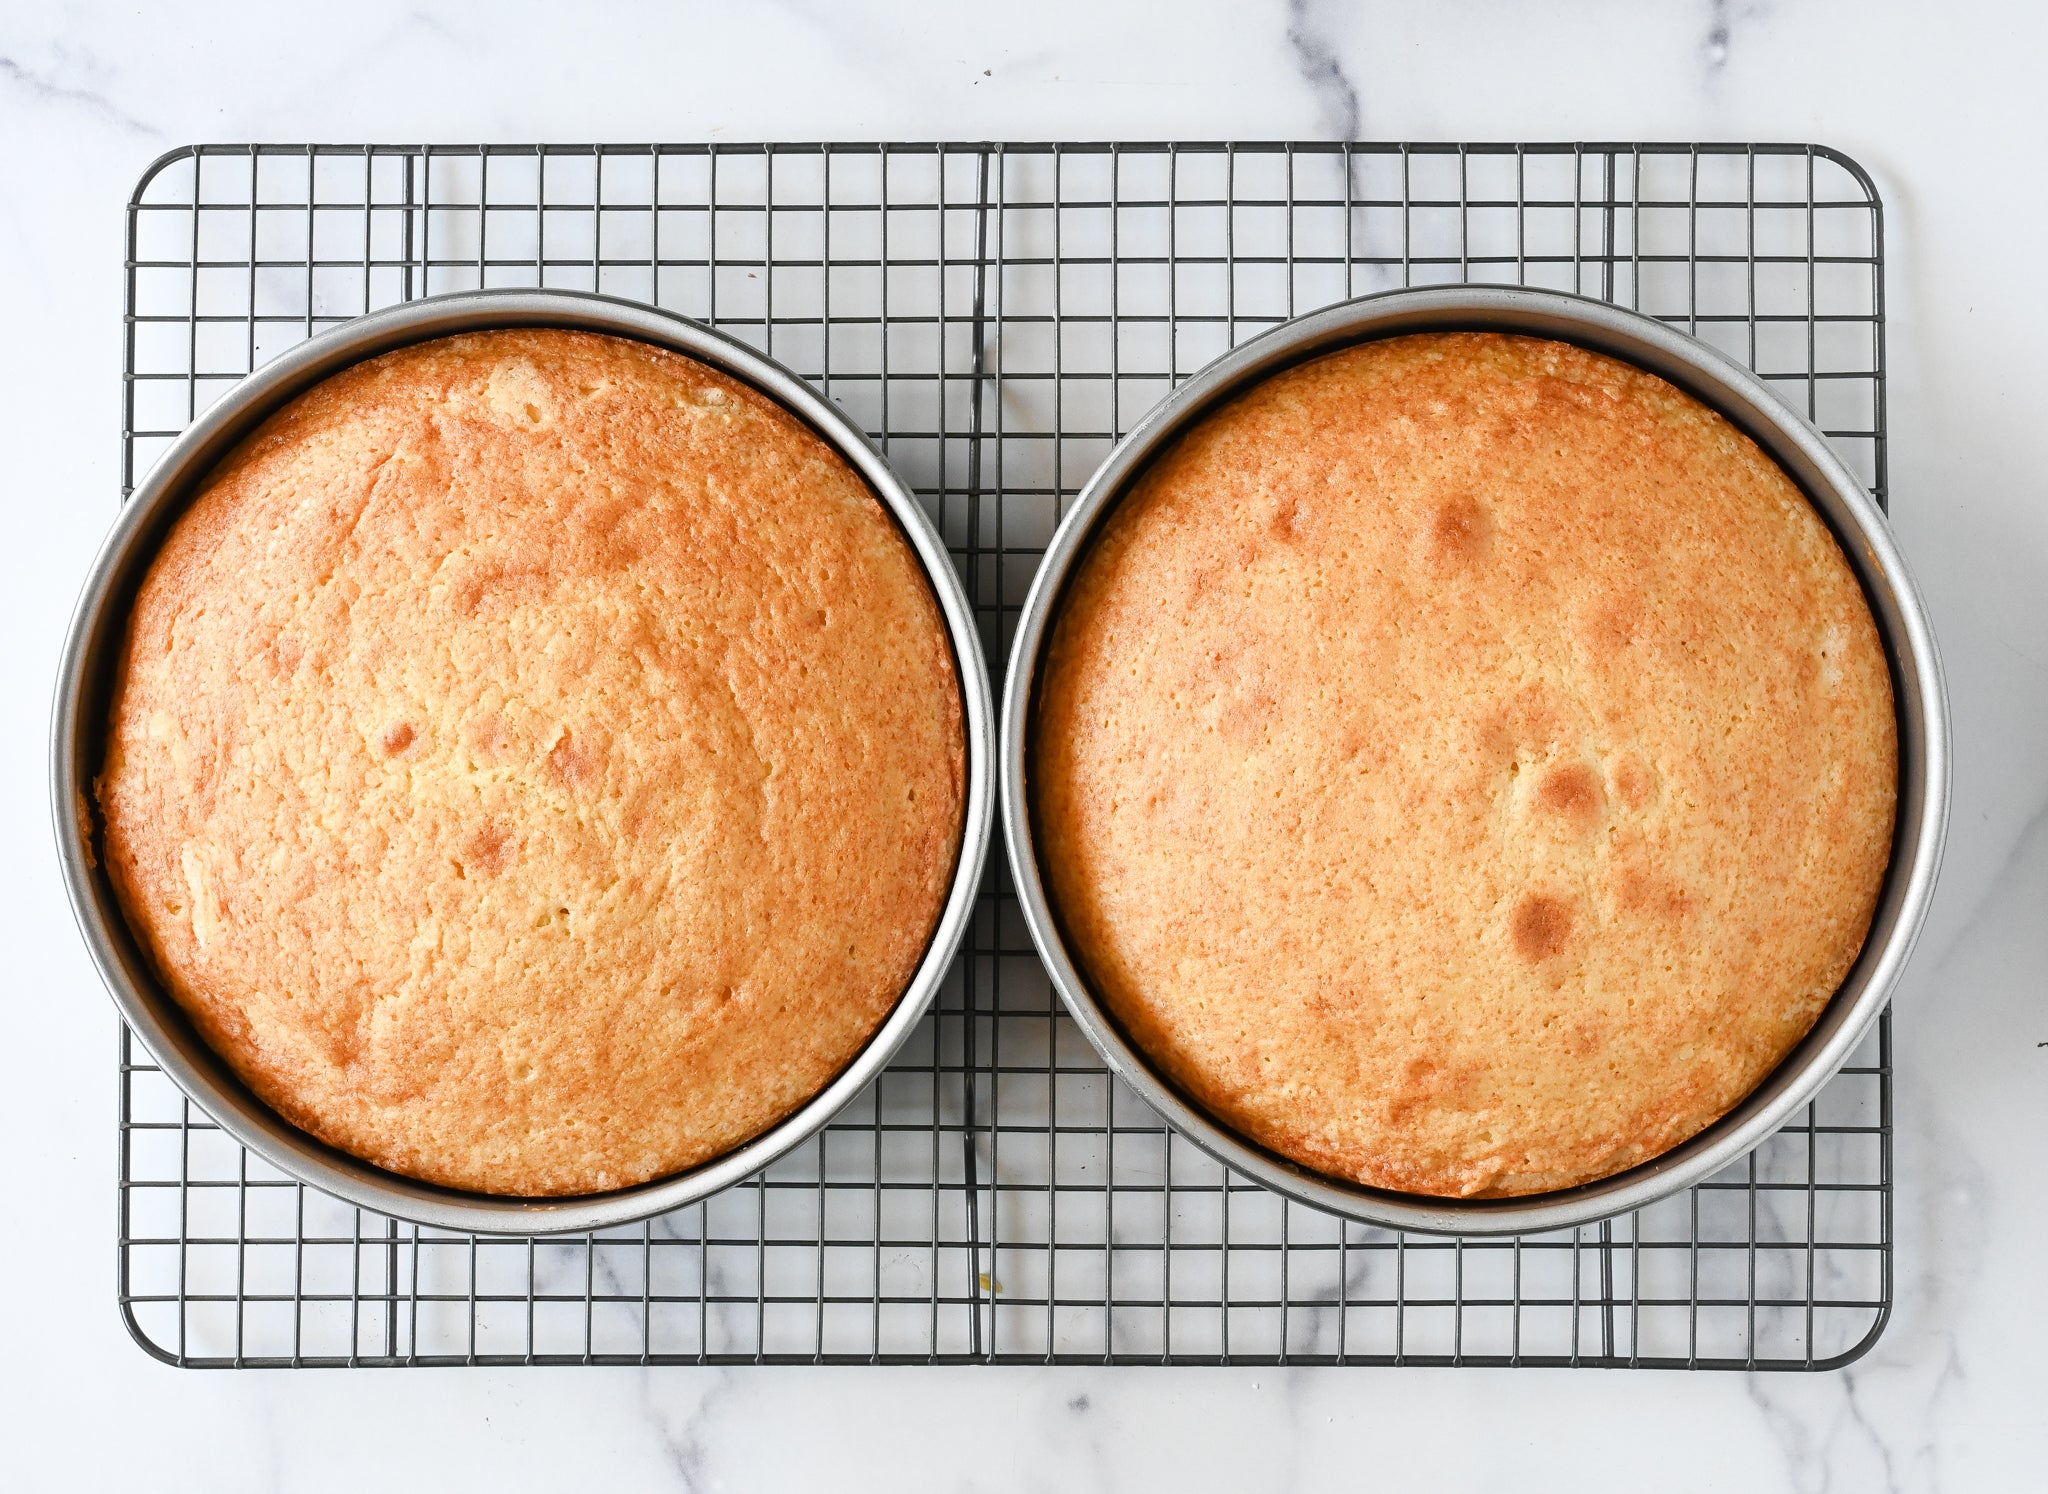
{"left": 1032, "top": 331, "right": 1895, "bottom": 1198}
{"left": 99, "top": 328, "right": 965, "bottom": 1197}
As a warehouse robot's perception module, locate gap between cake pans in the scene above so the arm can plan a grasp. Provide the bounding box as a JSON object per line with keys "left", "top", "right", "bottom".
{"left": 53, "top": 287, "right": 996, "bottom": 1236}
{"left": 1000, "top": 283, "right": 1949, "bottom": 1238}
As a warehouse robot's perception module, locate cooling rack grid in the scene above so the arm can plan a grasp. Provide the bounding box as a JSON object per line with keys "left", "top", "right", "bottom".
{"left": 118, "top": 140, "right": 1891, "bottom": 1368}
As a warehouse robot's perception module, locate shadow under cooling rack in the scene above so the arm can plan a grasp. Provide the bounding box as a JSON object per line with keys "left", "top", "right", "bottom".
{"left": 119, "top": 141, "right": 1892, "bottom": 1369}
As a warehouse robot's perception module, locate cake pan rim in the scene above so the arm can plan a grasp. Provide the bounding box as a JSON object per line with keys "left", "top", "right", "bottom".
{"left": 1000, "top": 282, "right": 1947, "bottom": 1237}
{"left": 53, "top": 286, "right": 996, "bottom": 1236}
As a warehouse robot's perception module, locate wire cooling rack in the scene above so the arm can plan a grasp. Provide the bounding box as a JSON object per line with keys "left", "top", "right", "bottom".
{"left": 118, "top": 141, "right": 1892, "bottom": 1369}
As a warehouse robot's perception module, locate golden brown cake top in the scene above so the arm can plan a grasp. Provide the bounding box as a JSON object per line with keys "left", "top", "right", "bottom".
{"left": 1032, "top": 331, "right": 1896, "bottom": 1198}
{"left": 98, "top": 328, "right": 965, "bottom": 1196}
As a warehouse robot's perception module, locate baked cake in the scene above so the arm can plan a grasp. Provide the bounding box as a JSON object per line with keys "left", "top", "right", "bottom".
{"left": 1031, "top": 331, "right": 1896, "bottom": 1198}
{"left": 98, "top": 328, "right": 965, "bottom": 1196}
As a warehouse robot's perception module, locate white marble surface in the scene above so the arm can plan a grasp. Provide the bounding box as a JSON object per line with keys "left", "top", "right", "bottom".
{"left": 2, "top": 1, "right": 2044, "bottom": 1487}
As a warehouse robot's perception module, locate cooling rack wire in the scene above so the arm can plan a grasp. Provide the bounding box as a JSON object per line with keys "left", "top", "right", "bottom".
{"left": 118, "top": 140, "right": 1891, "bottom": 1368}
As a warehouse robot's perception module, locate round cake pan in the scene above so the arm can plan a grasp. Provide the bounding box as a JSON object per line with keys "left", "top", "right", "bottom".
{"left": 1002, "top": 283, "right": 1948, "bottom": 1238}
{"left": 54, "top": 287, "right": 995, "bottom": 1236}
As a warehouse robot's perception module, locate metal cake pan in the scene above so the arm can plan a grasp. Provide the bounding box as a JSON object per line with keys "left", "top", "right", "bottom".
{"left": 53, "top": 287, "right": 996, "bottom": 1236}
{"left": 1001, "top": 283, "right": 1948, "bottom": 1237}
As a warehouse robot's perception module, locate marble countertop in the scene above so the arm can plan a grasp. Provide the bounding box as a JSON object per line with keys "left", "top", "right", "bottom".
{"left": 2, "top": 2, "right": 2042, "bottom": 1487}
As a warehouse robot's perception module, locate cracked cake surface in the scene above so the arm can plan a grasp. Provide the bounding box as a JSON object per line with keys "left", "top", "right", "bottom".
{"left": 98, "top": 328, "right": 965, "bottom": 1196}
{"left": 1032, "top": 331, "right": 1895, "bottom": 1197}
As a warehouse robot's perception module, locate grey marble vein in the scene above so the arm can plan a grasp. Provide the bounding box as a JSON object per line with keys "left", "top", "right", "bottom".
{"left": 1745, "top": 1365, "right": 1913, "bottom": 1494}
{"left": 640, "top": 1365, "right": 740, "bottom": 1491}
{"left": 1056, "top": 1379, "right": 1117, "bottom": 1494}
{"left": 1706, "top": 0, "right": 1735, "bottom": 71}
{"left": 1704, "top": 0, "right": 1775, "bottom": 81}
{"left": 0, "top": 51, "right": 155, "bottom": 135}
{"left": 1284, "top": 0, "right": 1360, "bottom": 141}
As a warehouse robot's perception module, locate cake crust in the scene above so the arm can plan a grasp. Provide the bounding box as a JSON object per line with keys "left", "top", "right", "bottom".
{"left": 99, "top": 328, "right": 965, "bottom": 1197}
{"left": 1032, "top": 331, "right": 1896, "bottom": 1198}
